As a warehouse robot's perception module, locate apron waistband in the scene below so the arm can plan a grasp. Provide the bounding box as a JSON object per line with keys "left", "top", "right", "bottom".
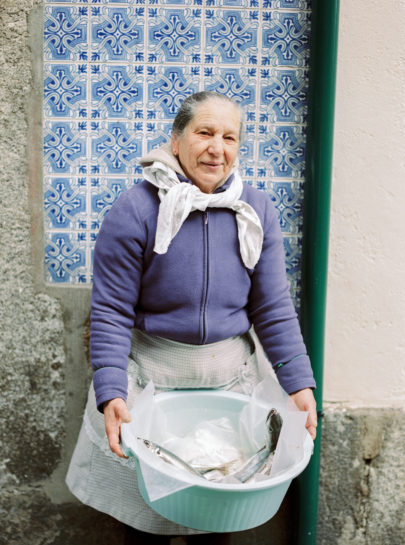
{"left": 129, "top": 329, "right": 255, "bottom": 390}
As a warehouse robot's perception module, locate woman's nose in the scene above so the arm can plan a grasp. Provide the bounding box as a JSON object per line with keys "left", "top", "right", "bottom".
{"left": 207, "top": 136, "right": 223, "bottom": 155}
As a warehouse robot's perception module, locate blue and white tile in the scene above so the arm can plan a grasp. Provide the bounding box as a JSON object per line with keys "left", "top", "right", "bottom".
{"left": 44, "top": 5, "right": 88, "bottom": 61}
{"left": 283, "top": 234, "right": 302, "bottom": 289}
{"left": 97, "top": 1, "right": 133, "bottom": 4}
{"left": 144, "top": 122, "right": 173, "bottom": 152}
{"left": 44, "top": 63, "right": 87, "bottom": 118}
{"left": 90, "top": 177, "right": 129, "bottom": 227}
{"left": 257, "top": 124, "right": 306, "bottom": 179}
{"left": 261, "top": 10, "right": 310, "bottom": 67}
{"left": 91, "top": 6, "right": 145, "bottom": 62}
{"left": 43, "top": 1, "right": 311, "bottom": 285}
{"left": 262, "top": 0, "right": 311, "bottom": 9}
{"left": 252, "top": 168, "right": 271, "bottom": 190}
{"left": 45, "top": 231, "right": 89, "bottom": 284}
{"left": 44, "top": 177, "right": 87, "bottom": 230}
{"left": 44, "top": 120, "right": 87, "bottom": 175}
{"left": 90, "top": 121, "right": 142, "bottom": 174}
{"left": 238, "top": 139, "right": 254, "bottom": 162}
{"left": 147, "top": 66, "right": 200, "bottom": 120}
{"left": 238, "top": 160, "right": 257, "bottom": 184}
{"left": 205, "top": 9, "right": 258, "bottom": 65}
{"left": 143, "top": 0, "right": 198, "bottom": 6}
{"left": 204, "top": 66, "right": 257, "bottom": 107}
{"left": 147, "top": 8, "right": 201, "bottom": 64}
{"left": 91, "top": 64, "right": 143, "bottom": 119}
{"left": 218, "top": 0, "right": 251, "bottom": 7}
{"left": 259, "top": 68, "right": 308, "bottom": 123}
{"left": 268, "top": 180, "right": 304, "bottom": 233}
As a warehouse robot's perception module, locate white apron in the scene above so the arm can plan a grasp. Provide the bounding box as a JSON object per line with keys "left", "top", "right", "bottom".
{"left": 66, "top": 329, "right": 271, "bottom": 535}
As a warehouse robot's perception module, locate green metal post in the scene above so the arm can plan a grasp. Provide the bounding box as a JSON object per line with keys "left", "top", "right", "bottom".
{"left": 294, "top": 1, "right": 340, "bottom": 544}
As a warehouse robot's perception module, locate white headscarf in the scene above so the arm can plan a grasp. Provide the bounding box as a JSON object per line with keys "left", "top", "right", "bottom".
{"left": 140, "top": 144, "right": 264, "bottom": 269}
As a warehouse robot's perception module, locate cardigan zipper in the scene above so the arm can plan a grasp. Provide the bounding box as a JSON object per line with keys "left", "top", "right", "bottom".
{"left": 201, "top": 211, "right": 209, "bottom": 344}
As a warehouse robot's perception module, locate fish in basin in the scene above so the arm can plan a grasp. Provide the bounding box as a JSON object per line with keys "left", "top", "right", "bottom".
{"left": 137, "top": 408, "right": 283, "bottom": 483}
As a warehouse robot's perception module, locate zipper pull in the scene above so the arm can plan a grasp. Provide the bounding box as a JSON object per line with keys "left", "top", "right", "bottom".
{"left": 205, "top": 212, "right": 208, "bottom": 225}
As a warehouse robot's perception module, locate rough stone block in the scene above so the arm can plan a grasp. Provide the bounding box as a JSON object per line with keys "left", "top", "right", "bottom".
{"left": 318, "top": 406, "right": 405, "bottom": 545}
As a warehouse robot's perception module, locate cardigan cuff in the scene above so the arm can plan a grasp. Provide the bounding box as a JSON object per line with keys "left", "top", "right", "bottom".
{"left": 274, "top": 354, "right": 316, "bottom": 394}
{"left": 93, "top": 366, "right": 128, "bottom": 412}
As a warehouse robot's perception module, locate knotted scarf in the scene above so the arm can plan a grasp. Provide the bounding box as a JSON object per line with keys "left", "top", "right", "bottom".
{"left": 142, "top": 160, "right": 264, "bottom": 269}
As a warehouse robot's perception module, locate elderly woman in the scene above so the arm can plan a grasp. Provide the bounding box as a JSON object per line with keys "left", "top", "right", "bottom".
{"left": 66, "top": 91, "right": 317, "bottom": 544}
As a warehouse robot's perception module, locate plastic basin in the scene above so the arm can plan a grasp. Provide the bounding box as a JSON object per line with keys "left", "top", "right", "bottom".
{"left": 122, "top": 389, "right": 313, "bottom": 532}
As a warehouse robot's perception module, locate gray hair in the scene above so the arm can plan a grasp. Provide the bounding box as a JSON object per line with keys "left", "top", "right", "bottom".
{"left": 172, "top": 91, "right": 244, "bottom": 140}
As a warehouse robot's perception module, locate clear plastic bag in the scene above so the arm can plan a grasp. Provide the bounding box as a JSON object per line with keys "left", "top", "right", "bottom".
{"left": 121, "top": 374, "right": 310, "bottom": 501}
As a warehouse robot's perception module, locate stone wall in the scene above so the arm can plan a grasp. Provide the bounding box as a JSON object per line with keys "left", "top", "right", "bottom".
{"left": 0, "top": 2, "right": 404, "bottom": 545}
{"left": 318, "top": 407, "right": 405, "bottom": 545}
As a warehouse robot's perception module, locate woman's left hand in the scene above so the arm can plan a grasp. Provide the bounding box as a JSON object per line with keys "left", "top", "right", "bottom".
{"left": 290, "top": 388, "right": 317, "bottom": 440}
{"left": 103, "top": 398, "right": 132, "bottom": 458}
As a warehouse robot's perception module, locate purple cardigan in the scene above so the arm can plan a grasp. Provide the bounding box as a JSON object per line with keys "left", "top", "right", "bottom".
{"left": 90, "top": 177, "right": 316, "bottom": 409}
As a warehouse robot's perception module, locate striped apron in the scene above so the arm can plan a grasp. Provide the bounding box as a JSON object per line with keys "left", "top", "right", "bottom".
{"left": 66, "top": 328, "right": 271, "bottom": 535}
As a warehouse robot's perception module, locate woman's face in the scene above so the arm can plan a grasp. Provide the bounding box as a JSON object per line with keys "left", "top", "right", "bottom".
{"left": 171, "top": 98, "right": 241, "bottom": 194}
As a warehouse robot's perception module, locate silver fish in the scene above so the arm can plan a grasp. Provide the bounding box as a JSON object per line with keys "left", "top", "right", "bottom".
{"left": 193, "top": 459, "right": 241, "bottom": 475}
{"left": 266, "top": 408, "right": 283, "bottom": 452}
{"left": 196, "top": 459, "right": 242, "bottom": 482}
{"left": 137, "top": 437, "right": 203, "bottom": 477}
{"left": 226, "top": 408, "right": 283, "bottom": 483}
{"left": 229, "top": 444, "right": 271, "bottom": 483}
{"left": 137, "top": 408, "right": 283, "bottom": 484}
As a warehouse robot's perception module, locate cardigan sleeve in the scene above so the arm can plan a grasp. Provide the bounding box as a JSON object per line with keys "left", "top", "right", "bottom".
{"left": 248, "top": 196, "right": 316, "bottom": 394}
{"left": 90, "top": 192, "right": 146, "bottom": 411}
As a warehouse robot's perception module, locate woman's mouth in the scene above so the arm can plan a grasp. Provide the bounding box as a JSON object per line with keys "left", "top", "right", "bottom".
{"left": 202, "top": 162, "right": 222, "bottom": 168}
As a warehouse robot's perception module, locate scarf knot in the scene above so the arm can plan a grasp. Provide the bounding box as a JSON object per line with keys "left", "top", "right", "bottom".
{"left": 143, "top": 161, "right": 264, "bottom": 268}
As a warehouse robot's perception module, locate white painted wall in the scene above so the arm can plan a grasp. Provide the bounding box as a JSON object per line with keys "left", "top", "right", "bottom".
{"left": 324, "top": 0, "right": 405, "bottom": 406}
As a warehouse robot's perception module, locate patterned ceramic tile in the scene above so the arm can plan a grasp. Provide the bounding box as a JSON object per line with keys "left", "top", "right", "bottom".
{"left": 45, "top": 231, "right": 89, "bottom": 283}
{"left": 146, "top": 65, "right": 200, "bottom": 118}
{"left": 283, "top": 234, "right": 302, "bottom": 310}
{"left": 90, "top": 177, "right": 131, "bottom": 225}
{"left": 204, "top": 66, "right": 257, "bottom": 106}
{"left": 259, "top": 68, "right": 308, "bottom": 123}
{"left": 257, "top": 124, "right": 305, "bottom": 178}
{"left": 261, "top": 10, "right": 310, "bottom": 67}
{"left": 91, "top": 121, "right": 142, "bottom": 174}
{"left": 44, "top": 5, "right": 88, "bottom": 61}
{"left": 148, "top": 8, "right": 202, "bottom": 63}
{"left": 44, "top": 120, "right": 87, "bottom": 175}
{"left": 44, "top": 177, "right": 87, "bottom": 230}
{"left": 205, "top": 9, "right": 258, "bottom": 65}
{"left": 144, "top": 121, "right": 174, "bottom": 151}
{"left": 268, "top": 181, "right": 304, "bottom": 233}
{"left": 44, "top": 63, "right": 87, "bottom": 118}
{"left": 263, "top": 0, "right": 310, "bottom": 9}
{"left": 91, "top": 65, "right": 143, "bottom": 118}
{"left": 91, "top": 6, "right": 145, "bottom": 62}
{"left": 43, "top": 0, "right": 311, "bottom": 293}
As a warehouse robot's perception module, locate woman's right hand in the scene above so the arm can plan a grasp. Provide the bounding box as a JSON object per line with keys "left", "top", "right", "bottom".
{"left": 103, "top": 398, "right": 132, "bottom": 458}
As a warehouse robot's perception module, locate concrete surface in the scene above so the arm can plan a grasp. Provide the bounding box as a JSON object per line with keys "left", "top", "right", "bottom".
{"left": 324, "top": 0, "right": 405, "bottom": 408}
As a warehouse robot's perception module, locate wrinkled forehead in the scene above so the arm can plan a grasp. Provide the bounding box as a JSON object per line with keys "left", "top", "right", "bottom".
{"left": 191, "top": 98, "right": 242, "bottom": 134}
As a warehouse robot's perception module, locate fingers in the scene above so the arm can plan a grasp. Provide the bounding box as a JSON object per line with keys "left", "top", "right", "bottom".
{"left": 290, "top": 388, "right": 318, "bottom": 440}
{"left": 306, "top": 424, "right": 317, "bottom": 440}
{"left": 104, "top": 398, "right": 131, "bottom": 458}
{"left": 305, "top": 400, "right": 318, "bottom": 440}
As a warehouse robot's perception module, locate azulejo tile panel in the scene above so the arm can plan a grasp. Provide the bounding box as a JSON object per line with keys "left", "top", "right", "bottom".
{"left": 43, "top": 0, "right": 311, "bottom": 306}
